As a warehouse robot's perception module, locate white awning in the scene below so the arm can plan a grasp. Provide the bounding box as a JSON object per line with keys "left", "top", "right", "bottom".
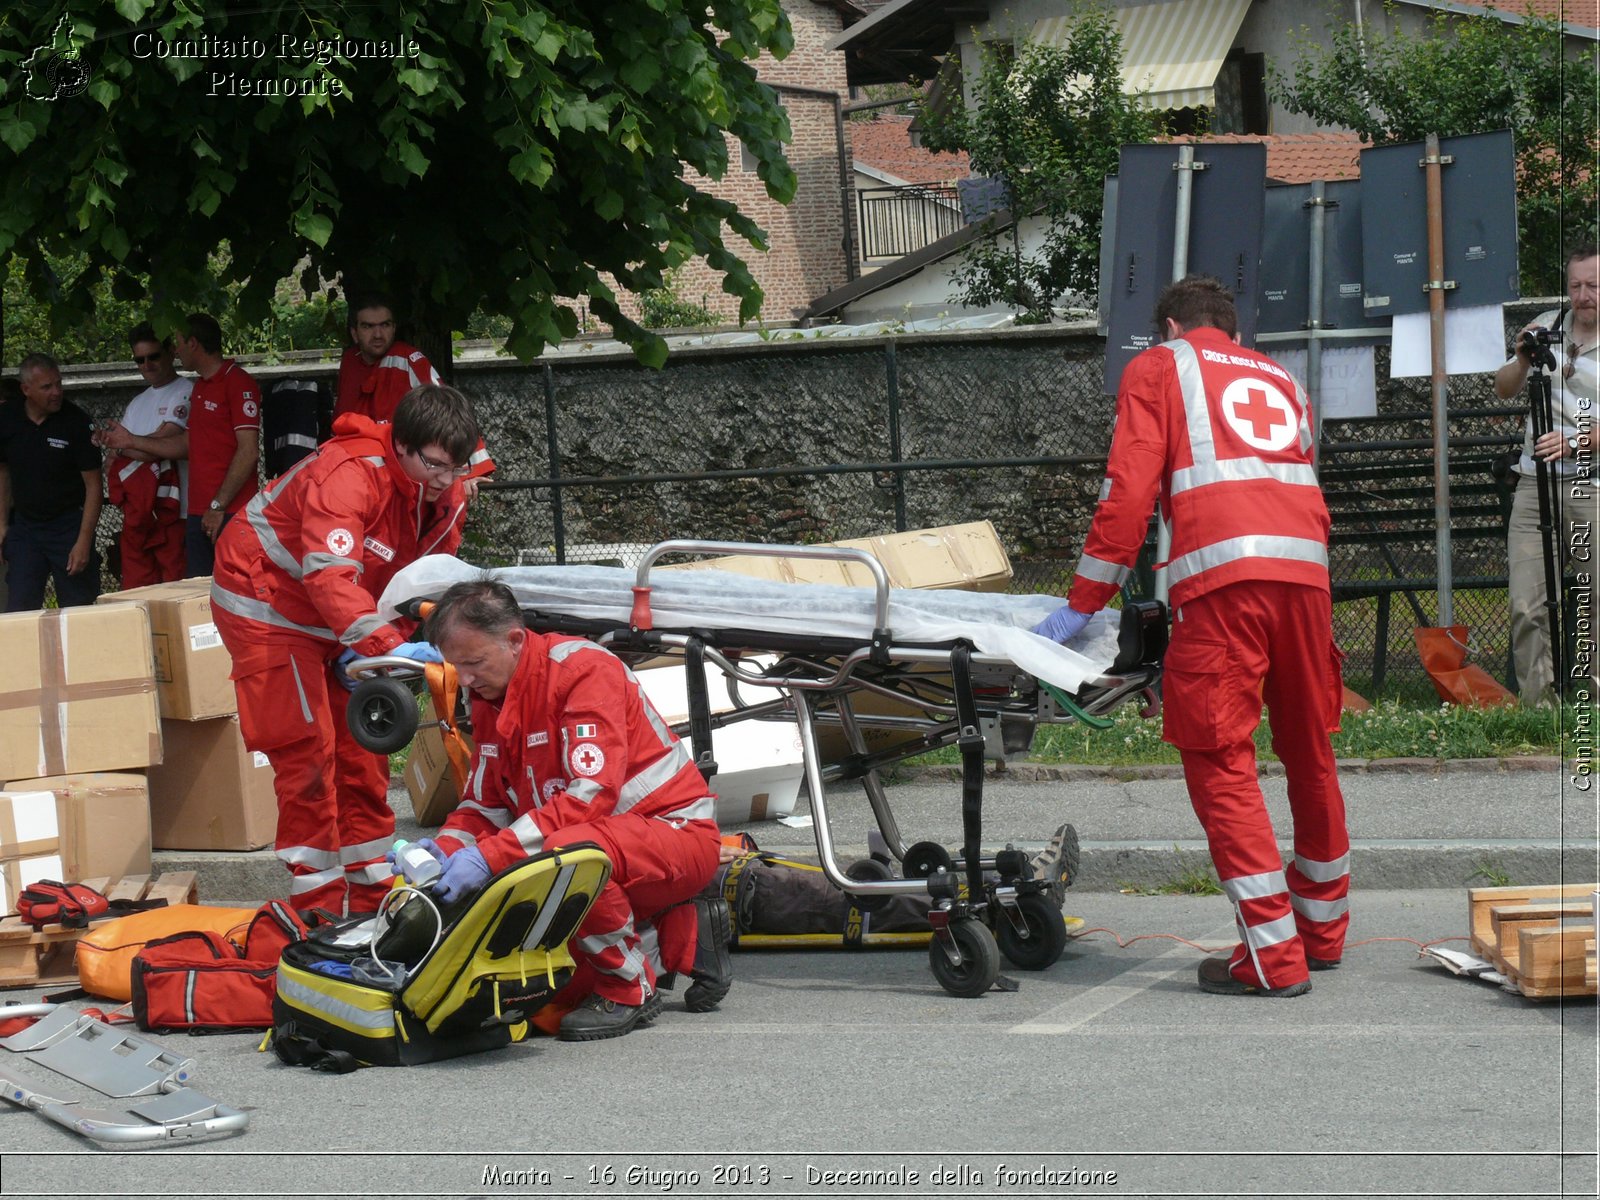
{"left": 1033, "top": 0, "right": 1251, "bottom": 110}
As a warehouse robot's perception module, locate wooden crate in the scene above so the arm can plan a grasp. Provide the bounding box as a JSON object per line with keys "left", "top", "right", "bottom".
{"left": 0, "top": 873, "right": 198, "bottom": 990}
{"left": 1467, "top": 882, "right": 1598, "bottom": 1001}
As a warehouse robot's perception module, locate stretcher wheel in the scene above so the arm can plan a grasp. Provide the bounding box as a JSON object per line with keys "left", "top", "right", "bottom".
{"left": 928, "top": 917, "right": 1000, "bottom": 998}
{"left": 902, "top": 841, "right": 953, "bottom": 880}
{"left": 348, "top": 677, "right": 419, "bottom": 755}
{"left": 993, "top": 892, "right": 1067, "bottom": 971}
{"left": 844, "top": 858, "right": 893, "bottom": 913}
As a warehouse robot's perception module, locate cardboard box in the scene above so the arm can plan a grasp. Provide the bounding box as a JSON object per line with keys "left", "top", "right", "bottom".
{"left": 405, "top": 695, "right": 471, "bottom": 827}
{"left": 2, "top": 773, "right": 153, "bottom": 885}
{"left": 664, "top": 521, "right": 1012, "bottom": 592}
{"left": 0, "top": 790, "right": 63, "bottom": 912}
{"left": 145, "top": 717, "right": 276, "bottom": 851}
{"left": 0, "top": 604, "right": 163, "bottom": 781}
{"left": 637, "top": 661, "right": 805, "bottom": 825}
{"left": 98, "top": 579, "right": 235, "bottom": 720}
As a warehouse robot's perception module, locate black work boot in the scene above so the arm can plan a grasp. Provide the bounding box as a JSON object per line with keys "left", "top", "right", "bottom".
{"left": 683, "top": 896, "right": 733, "bottom": 1012}
{"left": 557, "top": 990, "right": 664, "bottom": 1041}
{"left": 1030, "top": 823, "right": 1080, "bottom": 907}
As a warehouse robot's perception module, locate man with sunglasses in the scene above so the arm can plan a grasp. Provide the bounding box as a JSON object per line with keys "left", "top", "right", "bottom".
{"left": 96, "top": 324, "right": 191, "bottom": 587}
{"left": 1494, "top": 245, "right": 1598, "bottom": 705}
{"left": 210, "top": 385, "right": 480, "bottom": 914}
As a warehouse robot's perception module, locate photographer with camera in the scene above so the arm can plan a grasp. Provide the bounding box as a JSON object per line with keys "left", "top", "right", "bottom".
{"left": 1494, "top": 244, "right": 1597, "bottom": 705}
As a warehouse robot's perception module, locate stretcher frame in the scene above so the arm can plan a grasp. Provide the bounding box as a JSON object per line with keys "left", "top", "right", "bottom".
{"left": 363, "top": 539, "right": 1166, "bottom": 996}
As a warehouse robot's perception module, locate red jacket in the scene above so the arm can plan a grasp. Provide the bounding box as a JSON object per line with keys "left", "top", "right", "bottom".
{"left": 335, "top": 344, "right": 495, "bottom": 480}
{"left": 438, "top": 634, "right": 718, "bottom": 873}
{"left": 107, "top": 453, "right": 181, "bottom": 544}
{"left": 210, "top": 415, "right": 467, "bottom": 656}
{"left": 1068, "top": 328, "right": 1331, "bottom": 613}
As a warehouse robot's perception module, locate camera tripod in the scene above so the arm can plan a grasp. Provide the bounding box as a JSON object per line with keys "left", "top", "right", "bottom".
{"left": 1523, "top": 335, "right": 1564, "bottom": 688}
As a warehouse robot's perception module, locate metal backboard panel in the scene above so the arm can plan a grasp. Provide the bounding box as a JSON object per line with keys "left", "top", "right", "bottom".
{"left": 1260, "top": 180, "right": 1386, "bottom": 335}
{"left": 1358, "top": 129, "right": 1518, "bottom": 317}
{"left": 1102, "top": 142, "right": 1266, "bottom": 393}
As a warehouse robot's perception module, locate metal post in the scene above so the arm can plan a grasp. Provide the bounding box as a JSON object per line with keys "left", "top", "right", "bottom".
{"left": 543, "top": 363, "right": 567, "bottom": 565}
{"left": 1423, "top": 133, "right": 1454, "bottom": 627}
{"left": 885, "top": 341, "right": 907, "bottom": 531}
{"left": 1306, "top": 180, "right": 1328, "bottom": 465}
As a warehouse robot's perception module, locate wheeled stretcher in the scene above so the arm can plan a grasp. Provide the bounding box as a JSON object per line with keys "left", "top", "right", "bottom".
{"left": 353, "top": 541, "right": 1167, "bottom": 997}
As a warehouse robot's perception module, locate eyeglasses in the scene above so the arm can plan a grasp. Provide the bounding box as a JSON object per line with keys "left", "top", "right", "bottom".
{"left": 407, "top": 447, "right": 470, "bottom": 478}
{"left": 132, "top": 351, "right": 165, "bottom": 365}
{"left": 1564, "top": 343, "right": 1579, "bottom": 381}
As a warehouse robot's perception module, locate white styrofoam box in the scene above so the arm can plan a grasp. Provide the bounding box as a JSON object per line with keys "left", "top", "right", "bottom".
{"left": 636, "top": 660, "right": 805, "bottom": 824}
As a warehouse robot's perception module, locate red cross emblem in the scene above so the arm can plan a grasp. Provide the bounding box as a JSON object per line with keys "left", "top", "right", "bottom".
{"left": 571, "top": 742, "right": 606, "bottom": 777}
{"left": 1220, "top": 379, "right": 1297, "bottom": 451}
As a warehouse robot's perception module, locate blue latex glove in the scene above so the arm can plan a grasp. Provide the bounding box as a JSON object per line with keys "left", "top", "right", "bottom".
{"left": 334, "top": 647, "right": 360, "bottom": 693}
{"left": 1033, "top": 605, "right": 1094, "bottom": 645}
{"left": 384, "top": 837, "right": 448, "bottom": 874}
{"left": 432, "top": 846, "right": 491, "bottom": 905}
{"left": 388, "top": 641, "right": 444, "bottom": 664}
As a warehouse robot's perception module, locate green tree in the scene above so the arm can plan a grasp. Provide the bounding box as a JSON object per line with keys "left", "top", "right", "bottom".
{"left": 916, "top": 8, "right": 1163, "bottom": 322}
{"left": 0, "top": 1, "right": 797, "bottom": 371}
{"left": 1270, "top": 5, "right": 1597, "bottom": 295}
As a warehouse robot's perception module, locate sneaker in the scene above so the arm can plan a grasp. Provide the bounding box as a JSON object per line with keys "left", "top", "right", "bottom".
{"left": 557, "top": 990, "right": 664, "bottom": 1041}
{"left": 1197, "top": 955, "right": 1311, "bottom": 998}
{"left": 1030, "top": 823, "right": 1080, "bottom": 907}
{"left": 1307, "top": 956, "right": 1341, "bottom": 971}
{"left": 684, "top": 896, "right": 733, "bottom": 1012}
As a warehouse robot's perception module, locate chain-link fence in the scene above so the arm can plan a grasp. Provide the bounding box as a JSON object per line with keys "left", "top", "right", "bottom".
{"left": 56, "top": 306, "right": 1553, "bottom": 701}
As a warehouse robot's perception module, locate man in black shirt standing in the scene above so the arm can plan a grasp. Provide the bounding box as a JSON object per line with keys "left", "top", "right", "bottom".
{"left": 0, "top": 354, "right": 103, "bottom": 611}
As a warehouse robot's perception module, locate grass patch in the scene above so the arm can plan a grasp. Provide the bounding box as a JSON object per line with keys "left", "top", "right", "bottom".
{"left": 897, "top": 699, "right": 1578, "bottom": 768}
{"left": 1119, "top": 850, "right": 1223, "bottom": 896}
{"left": 1468, "top": 859, "right": 1514, "bottom": 888}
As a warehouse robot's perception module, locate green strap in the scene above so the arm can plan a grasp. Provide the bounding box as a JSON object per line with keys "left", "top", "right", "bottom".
{"left": 1041, "top": 681, "right": 1115, "bottom": 730}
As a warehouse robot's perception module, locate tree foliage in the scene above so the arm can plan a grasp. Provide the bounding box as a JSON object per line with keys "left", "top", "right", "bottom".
{"left": 1270, "top": 5, "right": 1597, "bottom": 295}
{"left": 0, "top": 1, "right": 797, "bottom": 370}
{"left": 916, "top": 9, "right": 1163, "bottom": 321}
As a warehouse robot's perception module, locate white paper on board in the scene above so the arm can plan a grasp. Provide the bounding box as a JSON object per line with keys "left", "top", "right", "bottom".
{"left": 1275, "top": 346, "right": 1379, "bottom": 419}
{"left": 1389, "top": 304, "right": 1507, "bottom": 378}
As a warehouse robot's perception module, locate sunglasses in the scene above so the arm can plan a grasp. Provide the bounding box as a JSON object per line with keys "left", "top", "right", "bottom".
{"left": 132, "top": 351, "right": 166, "bottom": 365}
{"left": 1564, "top": 343, "right": 1578, "bottom": 381}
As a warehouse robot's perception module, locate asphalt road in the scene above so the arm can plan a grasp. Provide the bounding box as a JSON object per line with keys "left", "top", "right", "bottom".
{"left": 0, "top": 888, "right": 1595, "bottom": 1200}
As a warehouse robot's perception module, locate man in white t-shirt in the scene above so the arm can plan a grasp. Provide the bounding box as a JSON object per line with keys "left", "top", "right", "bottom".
{"left": 96, "top": 323, "right": 192, "bottom": 588}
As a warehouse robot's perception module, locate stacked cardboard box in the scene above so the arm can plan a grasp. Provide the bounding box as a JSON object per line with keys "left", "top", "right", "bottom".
{"left": 404, "top": 694, "right": 471, "bottom": 827}
{"left": 98, "top": 580, "right": 276, "bottom": 851}
{"left": 0, "top": 604, "right": 163, "bottom": 893}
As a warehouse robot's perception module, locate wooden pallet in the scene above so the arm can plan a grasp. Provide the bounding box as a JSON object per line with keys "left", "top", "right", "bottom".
{"left": 0, "top": 873, "right": 198, "bottom": 990}
{"left": 1467, "top": 882, "right": 1598, "bottom": 1000}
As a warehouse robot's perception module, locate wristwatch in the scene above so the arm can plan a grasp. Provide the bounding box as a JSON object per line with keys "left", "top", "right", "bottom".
{"left": 208, "top": 499, "right": 223, "bottom": 512}
{"left": 1569, "top": 435, "right": 1582, "bottom": 454}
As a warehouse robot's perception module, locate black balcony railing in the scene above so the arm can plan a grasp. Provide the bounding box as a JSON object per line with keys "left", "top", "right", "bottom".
{"left": 858, "top": 183, "right": 964, "bottom": 260}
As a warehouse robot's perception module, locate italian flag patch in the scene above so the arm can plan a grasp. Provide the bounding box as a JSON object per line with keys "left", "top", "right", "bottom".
{"left": 575, "top": 723, "right": 598, "bottom": 738}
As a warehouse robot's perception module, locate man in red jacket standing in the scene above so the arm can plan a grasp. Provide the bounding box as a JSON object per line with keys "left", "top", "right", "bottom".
{"left": 210, "top": 385, "right": 479, "bottom": 915}
{"left": 1034, "top": 275, "right": 1348, "bottom": 999}
{"left": 414, "top": 579, "right": 730, "bottom": 1041}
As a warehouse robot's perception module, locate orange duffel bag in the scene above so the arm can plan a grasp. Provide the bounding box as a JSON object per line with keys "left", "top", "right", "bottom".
{"left": 76, "top": 903, "right": 255, "bottom": 1001}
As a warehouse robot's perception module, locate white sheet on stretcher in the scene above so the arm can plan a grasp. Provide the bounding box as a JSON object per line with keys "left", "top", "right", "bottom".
{"left": 379, "top": 556, "right": 1123, "bottom": 694}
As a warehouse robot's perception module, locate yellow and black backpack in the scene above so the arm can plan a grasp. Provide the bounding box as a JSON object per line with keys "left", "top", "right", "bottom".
{"left": 272, "top": 844, "right": 610, "bottom": 1069}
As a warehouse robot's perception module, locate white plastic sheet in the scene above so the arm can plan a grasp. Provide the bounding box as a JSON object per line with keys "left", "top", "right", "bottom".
{"left": 378, "top": 557, "right": 1122, "bottom": 694}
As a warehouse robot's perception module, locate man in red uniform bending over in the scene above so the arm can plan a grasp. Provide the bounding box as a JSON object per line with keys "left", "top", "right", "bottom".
{"left": 336, "top": 294, "right": 494, "bottom": 486}
{"left": 1034, "top": 275, "right": 1348, "bottom": 998}
{"left": 210, "top": 386, "right": 479, "bottom": 915}
{"left": 410, "top": 579, "right": 732, "bottom": 1041}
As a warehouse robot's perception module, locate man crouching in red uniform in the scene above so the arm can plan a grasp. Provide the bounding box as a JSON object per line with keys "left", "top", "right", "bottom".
{"left": 413, "top": 579, "right": 731, "bottom": 1041}
{"left": 211, "top": 386, "right": 480, "bottom": 915}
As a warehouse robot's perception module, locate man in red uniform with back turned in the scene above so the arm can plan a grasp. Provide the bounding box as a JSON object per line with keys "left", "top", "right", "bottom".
{"left": 174, "top": 313, "right": 261, "bottom": 578}
{"left": 1034, "top": 275, "right": 1348, "bottom": 998}
{"left": 336, "top": 294, "right": 495, "bottom": 485}
{"left": 408, "top": 578, "right": 731, "bottom": 1041}
{"left": 210, "top": 386, "right": 479, "bottom": 915}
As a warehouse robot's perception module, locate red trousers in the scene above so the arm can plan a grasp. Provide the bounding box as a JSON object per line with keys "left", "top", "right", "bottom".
{"left": 214, "top": 610, "right": 395, "bottom": 915}
{"left": 535, "top": 812, "right": 719, "bottom": 1006}
{"left": 1162, "top": 580, "right": 1350, "bottom": 988}
{"left": 119, "top": 519, "right": 185, "bottom": 589}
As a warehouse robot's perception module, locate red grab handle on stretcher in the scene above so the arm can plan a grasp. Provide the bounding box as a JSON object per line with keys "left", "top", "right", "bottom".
{"left": 630, "top": 585, "right": 653, "bottom": 631}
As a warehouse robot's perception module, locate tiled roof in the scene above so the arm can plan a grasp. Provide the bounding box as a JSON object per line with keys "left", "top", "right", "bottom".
{"left": 1167, "top": 132, "right": 1366, "bottom": 184}
{"left": 848, "top": 114, "right": 971, "bottom": 185}
{"left": 1405, "top": 0, "right": 1597, "bottom": 28}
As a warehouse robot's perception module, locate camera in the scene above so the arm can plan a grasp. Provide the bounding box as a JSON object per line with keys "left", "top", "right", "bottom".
{"left": 1517, "top": 327, "right": 1560, "bottom": 371}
